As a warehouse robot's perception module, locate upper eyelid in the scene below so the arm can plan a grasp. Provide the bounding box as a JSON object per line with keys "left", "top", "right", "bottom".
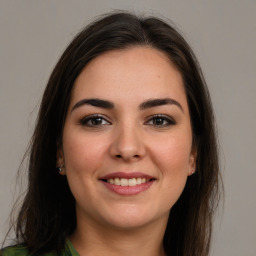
{"left": 146, "top": 114, "right": 175, "bottom": 121}
{"left": 144, "top": 114, "right": 176, "bottom": 125}
{"left": 81, "top": 114, "right": 110, "bottom": 119}
{"left": 79, "top": 114, "right": 111, "bottom": 124}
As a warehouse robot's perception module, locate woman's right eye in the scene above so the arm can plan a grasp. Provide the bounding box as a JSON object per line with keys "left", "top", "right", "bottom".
{"left": 79, "top": 115, "right": 111, "bottom": 127}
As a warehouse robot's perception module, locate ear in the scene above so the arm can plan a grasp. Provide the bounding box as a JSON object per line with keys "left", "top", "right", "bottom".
{"left": 56, "top": 147, "right": 66, "bottom": 175}
{"left": 188, "top": 147, "right": 197, "bottom": 176}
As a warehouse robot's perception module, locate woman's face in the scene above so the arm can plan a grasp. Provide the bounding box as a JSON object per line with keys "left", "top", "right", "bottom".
{"left": 58, "top": 46, "right": 196, "bottom": 230}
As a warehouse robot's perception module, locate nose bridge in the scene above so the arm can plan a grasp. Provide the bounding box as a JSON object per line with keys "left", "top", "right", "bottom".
{"left": 110, "top": 119, "right": 145, "bottom": 161}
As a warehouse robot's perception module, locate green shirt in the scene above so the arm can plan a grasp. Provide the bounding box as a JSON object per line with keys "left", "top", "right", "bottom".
{"left": 0, "top": 240, "right": 79, "bottom": 256}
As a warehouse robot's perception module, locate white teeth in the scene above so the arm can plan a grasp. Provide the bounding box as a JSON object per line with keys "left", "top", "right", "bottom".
{"left": 106, "top": 177, "right": 151, "bottom": 186}
{"left": 120, "top": 178, "right": 128, "bottom": 186}
{"left": 114, "top": 178, "right": 120, "bottom": 185}
{"left": 128, "top": 178, "right": 136, "bottom": 186}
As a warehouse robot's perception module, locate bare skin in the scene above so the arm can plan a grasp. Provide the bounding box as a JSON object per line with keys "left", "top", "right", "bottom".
{"left": 71, "top": 210, "right": 167, "bottom": 256}
{"left": 58, "top": 46, "right": 196, "bottom": 256}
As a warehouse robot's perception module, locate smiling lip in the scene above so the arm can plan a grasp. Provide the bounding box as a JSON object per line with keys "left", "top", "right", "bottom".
{"left": 99, "top": 172, "right": 156, "bottom": 195}
{"left": 99, "top": 172, "right": 154, "bottom": 180}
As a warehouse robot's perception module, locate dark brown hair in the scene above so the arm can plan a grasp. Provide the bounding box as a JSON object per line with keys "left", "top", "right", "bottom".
{"left": 6, "top": 11, "right": 222, "bottom": 256}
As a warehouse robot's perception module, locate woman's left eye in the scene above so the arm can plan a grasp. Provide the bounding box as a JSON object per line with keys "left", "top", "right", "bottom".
{"left": 145, "top": 115, "right": 176, "bottom": 127}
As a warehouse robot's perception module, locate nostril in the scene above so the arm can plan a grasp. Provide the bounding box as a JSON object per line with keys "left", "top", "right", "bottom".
{"left": 115, "top": 154, "right": 140, "bottom": 159}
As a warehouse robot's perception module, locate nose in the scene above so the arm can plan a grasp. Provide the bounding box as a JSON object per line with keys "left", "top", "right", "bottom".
{"left": 110, "top": 123, "right": 145, "bottom": 162}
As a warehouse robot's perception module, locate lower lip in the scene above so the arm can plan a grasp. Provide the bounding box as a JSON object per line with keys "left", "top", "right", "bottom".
{"left": 101, "top": 180, "right": 155, "bottom": 195}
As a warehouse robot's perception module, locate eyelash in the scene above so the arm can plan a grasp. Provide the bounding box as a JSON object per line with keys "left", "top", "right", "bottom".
{"left": 79, "top": 114, "right": 176, "bottom": 128}
{"left": 145, "top": 114, "right": 176, "bottom": 127}
{"left": 79, "top": 114, "right": 111, "bottom": 127}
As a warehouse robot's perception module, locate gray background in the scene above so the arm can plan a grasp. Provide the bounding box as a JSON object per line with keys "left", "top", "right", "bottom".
{"left": 0, "top": 0, "right": 255, "bottom": 255}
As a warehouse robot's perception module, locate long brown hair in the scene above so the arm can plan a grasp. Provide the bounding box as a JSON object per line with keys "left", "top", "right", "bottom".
{"left": 6, "top": 11, "right": 222, "bottom": 256}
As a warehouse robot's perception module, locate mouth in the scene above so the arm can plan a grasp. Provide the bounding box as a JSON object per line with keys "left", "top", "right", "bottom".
{"left": 99, "top": 172, "right": 156, "bottom": 195}
{"left": 101, "top": 177, "right": 155, "bottom": 186}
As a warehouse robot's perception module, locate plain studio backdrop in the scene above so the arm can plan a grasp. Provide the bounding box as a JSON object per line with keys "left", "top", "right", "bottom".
{"left": 0, "top": 1, "right": 255, "bottom": 255}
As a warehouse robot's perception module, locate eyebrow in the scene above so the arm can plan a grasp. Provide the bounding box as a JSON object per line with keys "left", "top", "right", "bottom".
{"left": 139, "top": 98, "right": 184, "bottom": 112}
{"left": 71, "top": 98, "right": 114, "bottom": 112}
{"left": 71, "top": 97, "right": 183, "bottom": 112}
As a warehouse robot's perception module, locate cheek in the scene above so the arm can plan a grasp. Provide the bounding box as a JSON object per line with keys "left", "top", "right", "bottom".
{"left": 62, "top": 131, "right": 107, "bottom": 204}
{"left": 62, "top": 130, "right": 107, "bottom": 176}
{"left": 150, "top": 134, "right": 192, "bottom": 186}
{"left": 152, "top": 137, "right": 191, "bottom": 208}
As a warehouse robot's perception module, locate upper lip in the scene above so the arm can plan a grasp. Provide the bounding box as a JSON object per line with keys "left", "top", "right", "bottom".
{"left": 99, "top": 172, "right": 155, "bottom": 180}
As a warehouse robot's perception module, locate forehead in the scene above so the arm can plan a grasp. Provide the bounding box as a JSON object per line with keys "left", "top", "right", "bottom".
{"left": 70, "top": 46, "right": 187, "bottom": 109}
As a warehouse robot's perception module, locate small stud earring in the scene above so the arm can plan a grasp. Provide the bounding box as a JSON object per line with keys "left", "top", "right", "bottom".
{"left": 191, "top": 169, "right": 196, "bottom": 175}
{"left": 57, "top": 165, "right": 64, "bottom": 173}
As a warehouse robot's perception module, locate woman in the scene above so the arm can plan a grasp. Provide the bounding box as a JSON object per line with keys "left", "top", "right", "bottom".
{"left": 1, "top": 11, "right": 221, "bottom": 256}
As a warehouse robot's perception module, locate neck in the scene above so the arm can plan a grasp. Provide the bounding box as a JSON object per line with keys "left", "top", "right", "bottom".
{"left": 70, "top": 214, "right": 168, "bottom": 256}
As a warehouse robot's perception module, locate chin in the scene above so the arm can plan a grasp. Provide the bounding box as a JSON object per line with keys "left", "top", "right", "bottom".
{"left": 100, "top": 206, "right": 165, "bottom": 230}
{"left": 106, "top": 217, "right": 152, "bottom": 230}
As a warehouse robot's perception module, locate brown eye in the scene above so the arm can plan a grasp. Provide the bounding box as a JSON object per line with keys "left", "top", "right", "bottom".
{"left": 153, "top": 117, "right": 166, "bottom": 126}
{"left": 90, "top": 117, "right": 104, "bottom": 125}
{"left": 80, "top": 115, "right": 111, "bottom": 127}
{"left": 145, "top": 115, "right": 176, "bottom": 127}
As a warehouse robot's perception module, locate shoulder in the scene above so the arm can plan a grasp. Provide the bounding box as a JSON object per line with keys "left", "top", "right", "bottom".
{"left": 0, "top": 240, "right": 78, "bottom": 256}
{"left": 0, "top": 246, "right": 63, "bottom": 255}
{"left": 0, "top": 245, "right": 29, "bottom": 256}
